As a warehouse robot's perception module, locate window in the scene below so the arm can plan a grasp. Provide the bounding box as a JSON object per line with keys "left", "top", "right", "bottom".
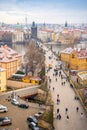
{"left": 72, "top": 54, "right": 75, "bottom": 58}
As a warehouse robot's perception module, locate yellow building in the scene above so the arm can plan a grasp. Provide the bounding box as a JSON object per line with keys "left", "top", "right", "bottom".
{"left": 0, "top": 68, "right": 6, "bottom": 92}
{"left": 52, "top": 32, "right": 57, "bottom": 42}
{"left": 58, "top": 32, "right": 75, "bottom": 44}
{"left": 60, "top": 48, "right": 73, "bottom": 67}
{"left": 60, "top": 48, "right": 87, "bottom": 71}
{"left": 0, "top": 45, "right": 22, "bottom": 79}
{"left": 22, "top": 76, "right": 41, "bottom": 85}
{"left": 70, "top": 49, "right": 87, "bottom": 70}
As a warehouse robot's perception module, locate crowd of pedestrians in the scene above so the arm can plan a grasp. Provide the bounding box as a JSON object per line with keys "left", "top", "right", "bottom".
{"left": 47, "top": 55, "right": 85, "bottom": 125}
{"left": 43, "top": 44, "right": 85, "bottom": 130}
{"left": 44, "top": 44, "right": 87, "bottom": 130}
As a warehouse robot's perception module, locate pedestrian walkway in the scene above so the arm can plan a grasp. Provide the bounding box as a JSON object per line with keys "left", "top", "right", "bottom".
{"left": 45, "top": 48, "right": 87, "bottom": 130}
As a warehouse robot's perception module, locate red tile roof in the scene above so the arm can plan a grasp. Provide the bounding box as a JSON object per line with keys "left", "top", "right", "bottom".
{"left": 41, "top": 29, "right": 54, "bottom": 33}
{"left": 74, "top": 49, "right": 87, "bottom": 58}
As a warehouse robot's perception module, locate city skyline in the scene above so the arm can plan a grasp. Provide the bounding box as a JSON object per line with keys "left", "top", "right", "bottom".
{"left": 0, "top": 0, "right": 87, "bottom": 24}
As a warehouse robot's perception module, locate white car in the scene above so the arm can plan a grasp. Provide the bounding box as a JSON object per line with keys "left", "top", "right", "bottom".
{"left": 0, "top": 105, "right": 8, "bottom": 113}
{"left": 34, "top": 111, "right": 44, "bottom": 118}
{"left": 0, "top": 117, "right": 12, "bottom": 126}
{"left": 28, "top": 122, "right": 40, "bottom": 130}
{"left": 11, "top": 99, "right": 19, "bottom": 106}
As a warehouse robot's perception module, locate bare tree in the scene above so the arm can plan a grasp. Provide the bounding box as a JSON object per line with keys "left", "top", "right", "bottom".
{"left": 24, "top": 39, "right": 44, "bottom": 76}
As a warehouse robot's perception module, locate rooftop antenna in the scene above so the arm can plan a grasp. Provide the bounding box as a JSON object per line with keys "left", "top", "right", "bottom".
{"left": 25, "top": 16, "right": 28, "bottom": 28}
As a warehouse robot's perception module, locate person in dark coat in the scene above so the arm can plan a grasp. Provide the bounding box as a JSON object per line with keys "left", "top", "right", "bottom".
{"left": 57, "top": 108, "right": 59, "bottom": 113}
{"left": 76, "top": 107, "right": 79, "bottom": 112}
{"left": 66, "top": 115, "right": 69, "bottom": 120}
{"left": 58, "top": 114, "right": 61, "bottom": 120}
{"left": 65, "top": 108, "right": 68, "bottom": 114}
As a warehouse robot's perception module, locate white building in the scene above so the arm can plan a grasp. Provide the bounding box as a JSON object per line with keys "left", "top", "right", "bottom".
{"left": 37, "top": 29, "right": 53, "bottom": 42}
{"left": 12, "top": 31, "right": 24, "bottom": 43}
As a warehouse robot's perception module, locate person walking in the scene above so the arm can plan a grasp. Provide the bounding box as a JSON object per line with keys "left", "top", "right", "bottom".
{"left": 49, "top": 78, "right": 51, "bottom": 83}
{"left": 57, "top": 108, "right": 59, "bottom": 113}
{"left": 57, "top": 98, "right": 60, "bottom": 104}
{"left": 57, "top": 113, "right": 61, "bottom": 120}
{"left": 57, "top": 94, "right": 59, "bottom": 98}
{"left": 80, "top": 112, "right": 83, "bottom": 119}
{"left": 57, "top": 114, "right": 59, "bottom": 119}
{"left": 61, "top": 81, "right": 63, "bottom": 85}
{"left": 65, "top": 108, "right": 68, "bottom": 114}
{"left": 56, "top": 78, "right": 57, "bottom": 81}
{"left": 59, "top": 114, "right": 61, "bottom": 120}
{"left": 66, "top": 115, "right": 69, "bottom": 120}
{"left": 53, "top": 87, "right": 55, "bottom": 91}
{"left": 63, "top": 81, "right": 65, "bottom": 85}
{"left": 76, "top": 107, "right": 79, "bottom": 112}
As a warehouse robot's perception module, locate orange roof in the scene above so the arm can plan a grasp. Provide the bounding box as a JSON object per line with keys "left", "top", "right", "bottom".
{"left": 82, "top": 31, "right": 87, "bottom": 34}
{"left": 73, "top": 29, "right": 81, "bottom": 32}
{"left": 41, "top": 29, "right": 54, "bottom": 33}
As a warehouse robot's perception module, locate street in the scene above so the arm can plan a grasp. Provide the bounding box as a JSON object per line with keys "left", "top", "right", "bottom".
{"left": 43, "top": 45, "right": 87, "bottom": 130}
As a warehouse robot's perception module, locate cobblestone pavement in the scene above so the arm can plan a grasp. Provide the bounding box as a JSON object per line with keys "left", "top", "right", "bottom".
{"left": 44, "top": 47, "right": 87, "bottom": 130}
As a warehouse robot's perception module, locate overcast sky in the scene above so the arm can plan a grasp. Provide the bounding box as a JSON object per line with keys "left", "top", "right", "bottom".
{"left": 0, "top": 0, "right": 87, "bottom": 24}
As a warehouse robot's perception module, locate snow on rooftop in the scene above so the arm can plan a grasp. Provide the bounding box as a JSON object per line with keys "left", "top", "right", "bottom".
{"left": 78, "top": 71, "right": 87, "bottom": 81}
{"left": 0, "top": 45, "right": 21, "bottom": 62}
{"left": 61, "top": 47, "right": 73, "bottom": 54}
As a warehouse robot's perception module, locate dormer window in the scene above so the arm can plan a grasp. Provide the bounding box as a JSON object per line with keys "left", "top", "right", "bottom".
{"left": 72, "top": 54, "right": 75, "bottom": 58}
{"left": 0, "top": 51, "right": 2, "bottom": 54}
{"left": 7, "top": 56, "right": 12, "bottom": 59}
{"left": 0, "top": 57, "right": 2, "bottom": 60}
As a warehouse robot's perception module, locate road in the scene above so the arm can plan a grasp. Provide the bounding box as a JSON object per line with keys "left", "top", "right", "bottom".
{"left": 0, "top": 85, "right": 40, "bottom": 100}
{"left": 42, "top": 44, "right": 87, "bottom": 130}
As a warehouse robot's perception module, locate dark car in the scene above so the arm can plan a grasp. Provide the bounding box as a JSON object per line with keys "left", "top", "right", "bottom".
{"left": 18, "top": 103, "right": 29, "bottom": 109}
{"left": 27, "top": 116, "right": 38, "bottom": 124}
{"left": 0, "top": 117, "right": 12, "bottom": 126}
{"left": 28, "top": 122, "right": 39, "bottom": 130}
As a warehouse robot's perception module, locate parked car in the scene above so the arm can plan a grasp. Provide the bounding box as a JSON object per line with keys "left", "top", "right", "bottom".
{"left": 28, "top": 122, "right": 39, "bottom": 130}
{"left": 27, "top": 116, "right": 38, "bottom": 124}
{"left": 34, "top": 111, "right": 44, "bottom": 118}
{"left": 0, "top": 117, "right": 12, "bottom": 126}
{"left": 11, "top": 99, "right": 19, "bottom": 106}
{"left": 38, "top": 111, "right": 44, "bottom": 115}
{"left": 18, "top": 103, "right": 29, "bottom": 109}
{"left": 0, "top": 105, "right": 8, "bottom": 113}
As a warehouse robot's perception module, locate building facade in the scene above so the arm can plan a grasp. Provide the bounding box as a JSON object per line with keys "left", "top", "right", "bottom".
{"left": 60, "top": 48, "right": 87, "bottom": 71}
{"left": 31, "top": 21, "right": 37, "bottom": 39}
{"left": 58, "top": 32, "right": 76, "bottom": 44}
{"left": 0, "top": 45, "right": 22, "bottom": 79}
{"left": 12, "top": 31, "right": 24, "bottom": 43}
{"left": 60, "top": 48, "right": 73, "bottom": 68}
{"left": 77, "top": 71, "right": 87, "bottom": 86}
{"left": 0, "top": 68, "right": 6, "bottom": 92}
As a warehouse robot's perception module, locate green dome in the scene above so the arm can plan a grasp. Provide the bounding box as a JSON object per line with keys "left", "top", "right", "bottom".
{"left": 16, "top": 23, "right": 21, "bottom": 29}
